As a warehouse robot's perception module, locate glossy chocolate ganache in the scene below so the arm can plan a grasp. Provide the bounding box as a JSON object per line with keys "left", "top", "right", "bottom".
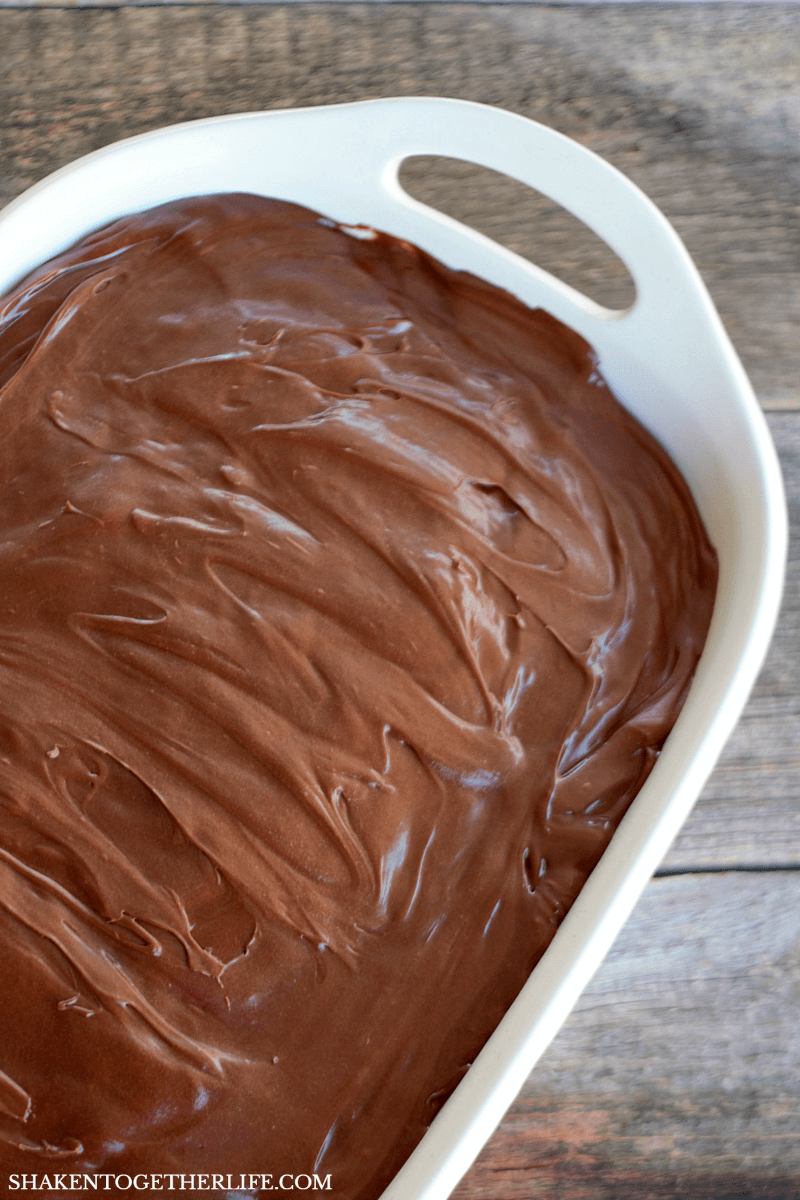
{"left": 0, "top": 195, "right": 716, "bottom": 1197}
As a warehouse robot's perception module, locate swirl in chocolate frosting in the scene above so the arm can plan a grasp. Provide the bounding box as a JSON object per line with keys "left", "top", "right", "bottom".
{"left": 0, "top": 195, "right": 716, "bottom": 1197}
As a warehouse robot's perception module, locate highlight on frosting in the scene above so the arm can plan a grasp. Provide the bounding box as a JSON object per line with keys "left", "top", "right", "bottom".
{"left": 0, "top": 194, "right": 717, "bottom": 1197}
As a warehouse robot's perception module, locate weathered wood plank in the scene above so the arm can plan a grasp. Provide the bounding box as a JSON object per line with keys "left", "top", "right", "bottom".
{"left": 1, "top": 0, "right": 795, "bottom": 8}
{"left": 453, "top": 872, "right": 800, "bottom": 1198}
{"left": 1, "top": 5, "right": 798, "bottom": 405}
{"left": 663, "top": 411, "right": 800, "bottom": 870}
{"left": 2, "top": 4, "right": 795, "bottom": 865}
{"left": 0, "top": 7, "right": 798, "bottom": 1197}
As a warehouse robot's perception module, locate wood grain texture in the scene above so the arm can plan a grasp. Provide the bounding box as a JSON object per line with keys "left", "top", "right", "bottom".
{"left": 0, "top": 3, "right": 796, "bottom": 858}
{"left": 663, "top": 412, "right": 799, "bottom": 871}
{"left": 453, "top": 872, "right": 800, "bottom": 1199}
{"left": 0, "top": 6, "right": 798, "bottom": 1196}
{"left": 0, "top": 5, "right": 798, "bottom": 404}
{"left": 2, "top": 0, "right": 797, "bottom": 8}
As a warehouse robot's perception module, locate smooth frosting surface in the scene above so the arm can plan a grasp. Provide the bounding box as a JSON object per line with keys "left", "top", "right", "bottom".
{"left": 0, "top": 194, "right": 717, "bottom": 1197}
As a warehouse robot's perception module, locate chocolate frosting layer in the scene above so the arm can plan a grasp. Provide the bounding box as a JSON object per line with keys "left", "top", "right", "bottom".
{"left": 0, "top": 195, "right": 717, "bottom": 1197}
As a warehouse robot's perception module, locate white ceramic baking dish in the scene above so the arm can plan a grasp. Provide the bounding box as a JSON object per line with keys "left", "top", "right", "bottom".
{"left": 0, "top": 97, "right": 787, "bottom": 1200}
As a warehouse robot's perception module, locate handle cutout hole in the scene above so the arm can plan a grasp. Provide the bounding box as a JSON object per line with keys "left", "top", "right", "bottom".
{"left": 398, "top": 156, "right": 636, "bottom": 312}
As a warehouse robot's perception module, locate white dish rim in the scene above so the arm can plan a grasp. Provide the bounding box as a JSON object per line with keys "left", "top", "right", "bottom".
{"left": 0, "top": 96, "right": 788, "bottom": 1200}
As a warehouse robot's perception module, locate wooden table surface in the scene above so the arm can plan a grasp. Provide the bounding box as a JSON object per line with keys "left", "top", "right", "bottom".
{"left": 1, "top": 5, "right": 798, "bottom": 1198}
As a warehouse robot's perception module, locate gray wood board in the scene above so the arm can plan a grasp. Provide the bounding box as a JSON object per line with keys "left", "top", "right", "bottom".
{"left": 1, "top": 6, "right": 798, "bottom": 1196}
{"left": 3, "top": 0, "right": 799, "bottom": 7}
{"left": 0, "top": 4, "right": 798, "bottom": 405}
{"left": 0, "top": 3, "right": 797, "bottom": 867}
{"left": 664, "top": 411, "right": 799, "bottom": 872}
{"left": 454, "top": 871, "right": 800, "bottom": 1199}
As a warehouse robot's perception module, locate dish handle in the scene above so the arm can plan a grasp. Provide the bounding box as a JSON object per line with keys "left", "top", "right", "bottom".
{"left": 313, "top": 97, "right": 740, "bottom": 395}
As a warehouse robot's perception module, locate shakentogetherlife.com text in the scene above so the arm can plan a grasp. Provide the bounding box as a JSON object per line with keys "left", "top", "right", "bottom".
{"left": 8, "top": 1174, "right": 333, "bottom": 1192}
